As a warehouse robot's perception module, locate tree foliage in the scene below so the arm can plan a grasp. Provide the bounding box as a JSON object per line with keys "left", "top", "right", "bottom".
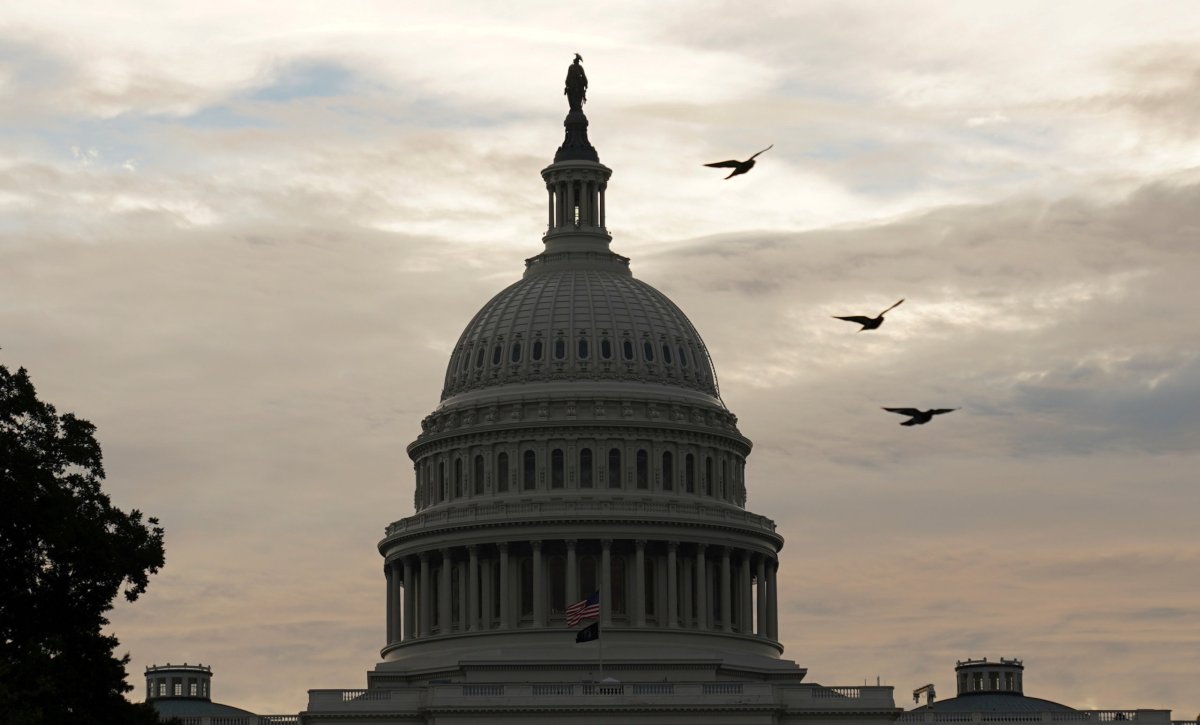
{"left": 0, "top": 363, "right": 165, "bottom": 724}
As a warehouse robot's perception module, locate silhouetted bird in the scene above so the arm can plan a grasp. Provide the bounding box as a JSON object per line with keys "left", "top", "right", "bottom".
{"left": 882, "top": 407, "right": 958, "bottom": 426}
{"left": 704, "top": 144, "right": 773, "bottom": 179}
{"left": 832, "top": 299, "right": 904, "bottom": 331}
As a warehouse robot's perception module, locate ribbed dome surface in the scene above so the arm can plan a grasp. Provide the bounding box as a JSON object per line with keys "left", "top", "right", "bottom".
{"left": 441, "top": 260, "right": 719, "bottom": 402}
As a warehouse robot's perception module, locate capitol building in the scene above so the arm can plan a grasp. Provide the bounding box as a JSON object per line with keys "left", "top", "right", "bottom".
{"left": 146, "top": 66, "right": 1187, "bottom": 725}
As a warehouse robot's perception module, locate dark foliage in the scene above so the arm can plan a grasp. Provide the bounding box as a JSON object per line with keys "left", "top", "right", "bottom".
{"left": 0, "top": 363, "right": 165, "bottom": 725}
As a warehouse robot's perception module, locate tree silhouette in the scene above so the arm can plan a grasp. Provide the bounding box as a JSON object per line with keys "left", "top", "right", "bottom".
{"left": 0, "top": 362, "right": 165, "bottom": 725}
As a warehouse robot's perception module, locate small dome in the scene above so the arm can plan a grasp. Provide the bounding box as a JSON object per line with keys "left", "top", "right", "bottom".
{"left": 439, "top": 254, "right": 720, "bottom": 405}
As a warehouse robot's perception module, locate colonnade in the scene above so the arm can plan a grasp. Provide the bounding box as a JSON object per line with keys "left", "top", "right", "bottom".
{"left": 383, "top": 539, "right": 778, "bottom": 646}
{"left": 547, "top": 176, "right": 606, "bottom": 230}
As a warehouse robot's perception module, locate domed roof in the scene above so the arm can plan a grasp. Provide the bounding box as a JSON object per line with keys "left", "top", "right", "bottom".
{"left": 439, "top": 253, "right": 720, "bottom": 405}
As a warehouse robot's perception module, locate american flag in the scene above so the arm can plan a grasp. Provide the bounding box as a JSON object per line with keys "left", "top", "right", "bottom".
{"left": 566, "top": 591, "right": 600, "bottom": 626}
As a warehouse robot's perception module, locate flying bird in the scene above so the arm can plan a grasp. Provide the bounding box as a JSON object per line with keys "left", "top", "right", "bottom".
{"left": 832, "top": 299, "right": 904, "bottom": 331}
{"left": 882, "top": 407, "right": 959, "bottom": 426}
{"left": 704, "top": 144, "right": 773, "bottom": 179}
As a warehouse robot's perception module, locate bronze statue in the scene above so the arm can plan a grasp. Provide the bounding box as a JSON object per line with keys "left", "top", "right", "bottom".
{"left": 565, "top": 53, "right": 587, "bottom": 110}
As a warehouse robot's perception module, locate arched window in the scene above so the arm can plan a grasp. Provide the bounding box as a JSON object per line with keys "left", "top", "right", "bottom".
{"left": 578, "top": 338, "right": 589, "bottom": 359}
{"left": 510, "top": 342, "right": 522, "bottom": 363}
{"left": 643, "top": 341, "right": 655, "bottom": 362}
{"left": 662, "top": 344, "right": 673, "bottom": 364}
{"left": 497, "top": 452, "right": 509, "bottom": 492}
{"left": 520, "top": 559, "right": 533, "bottom": 618}
{"left": 475, "top": 347, "right": 485, "bottom": 368}
{"left": 549, "top": 556, "right": 566, "bottom": 615}
{"left": 579, "top": 448, "right": 593, "bottom": 488}
{"left": 720, "top": 459, "right": 729, "bottom": 499}
{"left": 439, "top": 460, "right": 446, "bottom": 501}
{"left": 685, "top": 454, "right": 695, "bottom": 493}
{"left": 622, "top": 339, "right": 634, "bottom": 361}
{"left": 662, "top": 451, "right": 674, "bottom": 491}
{"left": 474, "top": 454, "right": 484, "bottom": 495}
{"left": 705, "top": 456, "right": 714, "bottom": 496}
{"left": 678, "top": 346, "right": 688, "bottom": 367}
{"left": 612, "top": 555, "right": 627, "bottom": 615}
{"left": 636, "top": 449, "right": 649, "bottom": 489}
{"left": 600, "top": 338, "right": 612, "bottom": 359}
{"left": 532, "top": 340, "right": 544, "bottom": 361}
{"left": 554, "top": 338, "right": 566, "bottom": 360}
{"left": 492, "top": 344, "right": 502, "bottom": 366}
{"left": 454, "top": 458, "right": 463, "bottom": 497}
{"left": 607, "top": 448, "right": 622, "bottom": 488}
{"left": 551, "top": 449, "right": 565, "bottom": 488}
{"left": 523, "top": 450, "right": 537, "bottom": 490}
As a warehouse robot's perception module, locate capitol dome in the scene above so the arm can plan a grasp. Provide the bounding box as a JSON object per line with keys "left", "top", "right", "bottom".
{"left": 440, "top": 257, "right": 721, "bottom": 404}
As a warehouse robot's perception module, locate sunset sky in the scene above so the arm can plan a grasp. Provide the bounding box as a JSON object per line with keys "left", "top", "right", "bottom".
{"left": 2, "top": 1, "right": 1199, "bottom": 716}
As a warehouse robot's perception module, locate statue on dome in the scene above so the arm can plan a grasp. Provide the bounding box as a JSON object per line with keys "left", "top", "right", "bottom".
{"left": 564, "top": 53, "right": 587, "bottom": 111}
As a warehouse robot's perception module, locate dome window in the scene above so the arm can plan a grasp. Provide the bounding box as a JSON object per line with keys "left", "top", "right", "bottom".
{"left": 643, "top": 341, "right": 655, "bottom": 362}
{"left": 579, "top": 448, "right": 593, "bottom": 488}
{"left": 636, "top": 449, "right": 649, "bottom": 489}
{"left": 551, "top": 449, "right": 565, "bottom": 488}
{"left": 607, "top": 448, "right": 622, "bottom": 488}
{"left": 578, "top": 338, "right": 589, "bottom": 359}
{"left": 662, "top": 344, "right": 673, "bottom": 364}
{"left": 662, "top": 451, "right": 674, "bottom": 491}
{"left": 678, "top": 346, "right": 688, "bottom": 368}
{"left": 600, "top": 338, "right": 612, "bottom": 359}
{"left": 554, "top": 338, "right": 567, "bottom": 360}
{"left": 523, "top": 450, "right": 537, "bottom": 490}
{"left": 510, "top": 342, "right": 522, "bottom": 363}
{"left": 532, "top": 340, "right": 544, "bottom": 361}
{"left": 492, "top": 345, "right": 503, "bottom": 366}
{"left": 622, "top": 340, "right": 635, "bottom": 361}
{"left": 475, "top": 348, "right": 485, "bottom": 368}
{"left": 705, "top": 456, "right": 714, "bottom": 496}
{"left": 473, "top": 454, "right": 484, "bottom": 494}
{"left": 497, "top": 452, "right": 509, "bottom": 492}
{"left": 685, "top": 454, "right": 695, "bottom": 493}
{"left": 454, "top": 458, "right": 463, "bottom": 497}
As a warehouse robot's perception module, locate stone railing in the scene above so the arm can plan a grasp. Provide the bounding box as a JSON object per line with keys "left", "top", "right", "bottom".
{"left": 308, "top": 683, "right": 894, "bottom": 712}
{"left": 383, "top": 498, "right": 777, "bottom": 538}
{"left": 898, "top": 712, "right": 1173, "bottom": 724}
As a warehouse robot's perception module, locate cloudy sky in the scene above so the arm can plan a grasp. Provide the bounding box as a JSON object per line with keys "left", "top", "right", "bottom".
{"left": 3, "top": 0, "right": 1199, "bottom": 716}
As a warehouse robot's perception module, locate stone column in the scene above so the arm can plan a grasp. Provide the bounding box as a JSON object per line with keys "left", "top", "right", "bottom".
{"left": 439, "top": 549, "right": 452, "bottom": 633}
{"left": 766, "top": 557, "right": 778, "bottom": 641}
{"left": 682, "top": 558, "right": 693, "bottom": 628}
{"left": 599, "top": 183, "right": 606, "bottom": 227}
{"left": 755, "top": 555, "right": 767, "bottom": 637}
{"left": 468, "top": 546, "right": 479, "bottom": 631}
{"left": 634, "top": 540, "right": 646, "bottom": 627}
{"left": 402, "top": 557, "right": 415, "bottom": 640}
{"left": 694, "top": 544, "right": 707, "bottom": 630}
{"left": 481, "top": 558, "right": 493, "bottom": 630}
{"left": 739, "top": 552, "right": 753, "bottom": 634}
{"left": 720, "top": 547, "right": 732, "bottom": 632}
{"left": 601, "top": 539, "right": 612, "bottom": 627}
{"left": 666, "top": 542, "right": 678, "bottom": 628}
{"left": 566, "top": 539, "right": 578, "bottom": 604}
{"left": 419, "top": 552, "right": 432, "bottom": 637}
{"left": 547, "top": 185, "right": 554, "bottom": 228}
{"left": 456, "top": 561, "right": 467, "bottom": 632}
{"left": 499, "top": 543, "right": 510, "bottom": 630}
{"left": 385, "top": 562, "right": 395, "bottom": 644}
{"left": 532, "top": 540, "right": 546, "bottom": 627}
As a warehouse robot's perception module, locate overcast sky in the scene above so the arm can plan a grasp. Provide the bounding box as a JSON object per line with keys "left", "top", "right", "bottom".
{"left": 3, "top": 1, "right": 1199, "bottom": 716}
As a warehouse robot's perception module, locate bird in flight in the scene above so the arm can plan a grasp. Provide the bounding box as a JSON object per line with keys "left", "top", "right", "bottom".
{"left": 832, "top": 299, "right": 904, "bottom": 331}
{"left": 704, "top": 144, "right": 773, "bottom": 179}
{"left": 882, "top": 407, "right": 958, "bottom": 426}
